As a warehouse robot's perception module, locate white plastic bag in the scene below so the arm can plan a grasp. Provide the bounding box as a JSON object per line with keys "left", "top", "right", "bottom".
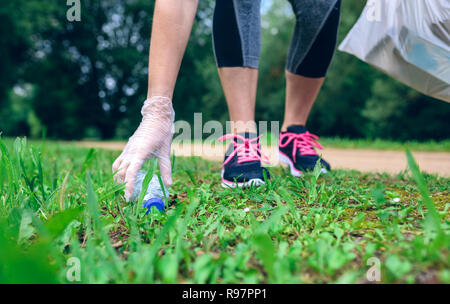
{"left": 339, "top": 0, "right": 450, "bottom": 102}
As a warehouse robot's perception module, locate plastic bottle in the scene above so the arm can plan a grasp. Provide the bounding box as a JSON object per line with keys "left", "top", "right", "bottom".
{"left": 130, "top": 170, "right": 169, "bottom": 214}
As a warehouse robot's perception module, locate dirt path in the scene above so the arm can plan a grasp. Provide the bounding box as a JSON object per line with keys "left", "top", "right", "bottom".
{"left": 71, "top": 141, "right": 450, "bottom": 177}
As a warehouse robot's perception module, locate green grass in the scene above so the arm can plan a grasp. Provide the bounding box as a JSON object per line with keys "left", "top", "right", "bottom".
{"left": 0, "top": 137, "right": 449, "bottom": 283}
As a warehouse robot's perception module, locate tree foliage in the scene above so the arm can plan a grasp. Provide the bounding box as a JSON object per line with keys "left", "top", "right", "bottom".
{"left": 0, "top": 0, "right": 448, "bottom": 140}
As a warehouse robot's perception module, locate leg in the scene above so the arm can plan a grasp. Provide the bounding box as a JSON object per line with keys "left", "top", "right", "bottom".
{"left": 282, "top": 74, "right": 324, "bottom": 130}
{"left": 282, "top": 0, "right": 341, "bottom": 131}
{"left": 147, "top": 0, "right": 199, "bottom": 99}
{"left": 218, "top": 67, "right": 258, "bottom": 133}
{"left": 213, "top": 0, "right": 270, "bottom": 188}
{"left": 278, "top": 0, "right": 341, "bottom": 174}
{"left": 213, "top": 0, "right": 262, "bottom": 134}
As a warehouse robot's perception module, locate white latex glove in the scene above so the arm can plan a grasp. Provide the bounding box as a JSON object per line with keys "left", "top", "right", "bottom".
{"left": 112, "top": 96, "right": 175, "bottom": 201}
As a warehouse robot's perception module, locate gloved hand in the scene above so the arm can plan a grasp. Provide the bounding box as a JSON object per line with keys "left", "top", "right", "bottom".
{"left": 112, "top": 96, "right": 175, "bottom": 201}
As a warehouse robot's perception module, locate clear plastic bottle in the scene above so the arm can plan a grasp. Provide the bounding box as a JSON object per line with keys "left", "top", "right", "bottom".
{"left": 130, "top": 170, "right": 169, "bottom": 213}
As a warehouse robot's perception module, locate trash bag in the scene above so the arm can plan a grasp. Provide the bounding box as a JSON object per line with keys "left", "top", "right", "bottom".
{"left": 338, "top": 0, "right": 450, "bottom": 102}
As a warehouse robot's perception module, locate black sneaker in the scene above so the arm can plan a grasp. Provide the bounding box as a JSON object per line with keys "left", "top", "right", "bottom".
{"left": 219, "top": 132, "right": 270, "bottom": 188}
{"left": 278, "top": 125, "right": 330, "bottom": 176}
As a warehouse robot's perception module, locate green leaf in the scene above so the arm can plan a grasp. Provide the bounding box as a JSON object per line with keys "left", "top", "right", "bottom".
{"left": 252, "top": 234, "right": 275, "bottom": 281}
{"left": 334, "top": 226, "right": 344, "bottom": 240}
{"left": 58, "top": 170, "right": 71, "bottom": 211}
{"left": 328, "top": 248, "right": 348, "bottom": 272}
{"left": 85, "top": 173, "right": 100, "bottom": 229}
{"left": 385, "top": 255, "right": 412, "bottom": 279}
{"left": 18, "top": 210, "right": 34, "bottom": 244}
{"left": 193, "top": 254, "right": 214, "bottom": 283}
{"left": 81, "top": 148, "right": 96, "bottom": 175}
{"left": 406, "top": 150, "right": 441, "bottom": 234}
{"left": 351, "top": 212, "right": 365, "bottom": 228}
{"left": 44, "top": 206, "right": 84, "bottom": 241}
{"left": 158, "top": 252, "right": 178, "bottom": 283}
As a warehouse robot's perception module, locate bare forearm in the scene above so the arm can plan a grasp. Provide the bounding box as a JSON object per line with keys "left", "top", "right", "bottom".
{"left": 147, "top": 0, "right": 199, "bottom": 99}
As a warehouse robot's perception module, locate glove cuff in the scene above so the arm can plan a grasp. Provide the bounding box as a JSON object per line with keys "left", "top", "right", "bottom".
{"left": 142, "top": 96, "right": 175, "bottom": 124}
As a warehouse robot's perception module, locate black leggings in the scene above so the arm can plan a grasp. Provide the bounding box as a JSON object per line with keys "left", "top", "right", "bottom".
{"left": 213, "top": 0, "right": 341, "bottom": 78}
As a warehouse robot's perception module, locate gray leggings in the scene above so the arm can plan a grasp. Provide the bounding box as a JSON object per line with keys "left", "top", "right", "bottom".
{"left": 213, "top": 0, "right": 341, "bottom": 78}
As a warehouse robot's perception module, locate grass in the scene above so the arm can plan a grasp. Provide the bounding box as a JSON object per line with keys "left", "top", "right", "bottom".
{"left": 0, "top": 137, "right": 449, "bottom": 283}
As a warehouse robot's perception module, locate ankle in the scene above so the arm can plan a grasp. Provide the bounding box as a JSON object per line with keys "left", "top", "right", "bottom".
{"left": 230, "top": 120, "right": 257, "bottom": 135}
{"left": 281, "top": 122, "right": 306, "bottom": 132}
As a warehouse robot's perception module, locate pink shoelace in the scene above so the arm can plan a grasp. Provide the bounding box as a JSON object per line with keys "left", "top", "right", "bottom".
{"left": 219, "top": 134, "right": 270, "bottom": 165}
{"left": 279, "top": 131, "right": 323, "bottom": 162}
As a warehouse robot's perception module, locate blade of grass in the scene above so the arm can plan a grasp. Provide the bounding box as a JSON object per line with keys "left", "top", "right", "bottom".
{"left": 137, "top": 205, "right": 182, "bottom": 282}
{"left": 29, "top": 148, "right": 46, "bottom": 202}
{"left": 252, "top": 233, "right": 276, "bottom": 282}
{"left": 58, "top": 171, "right": 71, "bottom": 211}
{"left": 85, "top": 172, "right": 124, "bottom": 279}
{"left": 0, "top": 137, "right": 17, "bottom": 194}
{"left": 406, "top": 150, "right": 442, "bottom": 235}
{"left": 157, "top": 173, "right": 168, "bottom": 203}
{"left": 80, "top": 149, "right": 96, "bottom": 176}
{"left": 135, "top": 158, "right": 158, "bottom": 216}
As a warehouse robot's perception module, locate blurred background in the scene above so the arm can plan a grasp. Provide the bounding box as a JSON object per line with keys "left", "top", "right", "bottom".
{"left": 0, "top": 0, "right": 449, "bottom": 141}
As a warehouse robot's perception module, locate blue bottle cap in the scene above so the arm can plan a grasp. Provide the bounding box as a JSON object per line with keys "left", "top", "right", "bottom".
{"left": 143, "top": 198, "right": 165, "bottom": 214}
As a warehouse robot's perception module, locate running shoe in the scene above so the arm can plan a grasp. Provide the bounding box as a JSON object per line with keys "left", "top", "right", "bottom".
{"left": 278, "top": 125, "right": 330, "bottom": 176}
{"left": 219, "top": 132, "right": 270, "bottom": 188}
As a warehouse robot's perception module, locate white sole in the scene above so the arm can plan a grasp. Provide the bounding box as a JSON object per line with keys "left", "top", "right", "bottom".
{"left": 278, "top": 151, "right": 328, "bottom": 177}
{"left": 278, "top": 151, "right": 328, "bottom": 176}
{"left": 278, "top": 152, "right": 303, "bottom": 177}
{"left": 221, "top": 170, "right": 266, "bottom": 188}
